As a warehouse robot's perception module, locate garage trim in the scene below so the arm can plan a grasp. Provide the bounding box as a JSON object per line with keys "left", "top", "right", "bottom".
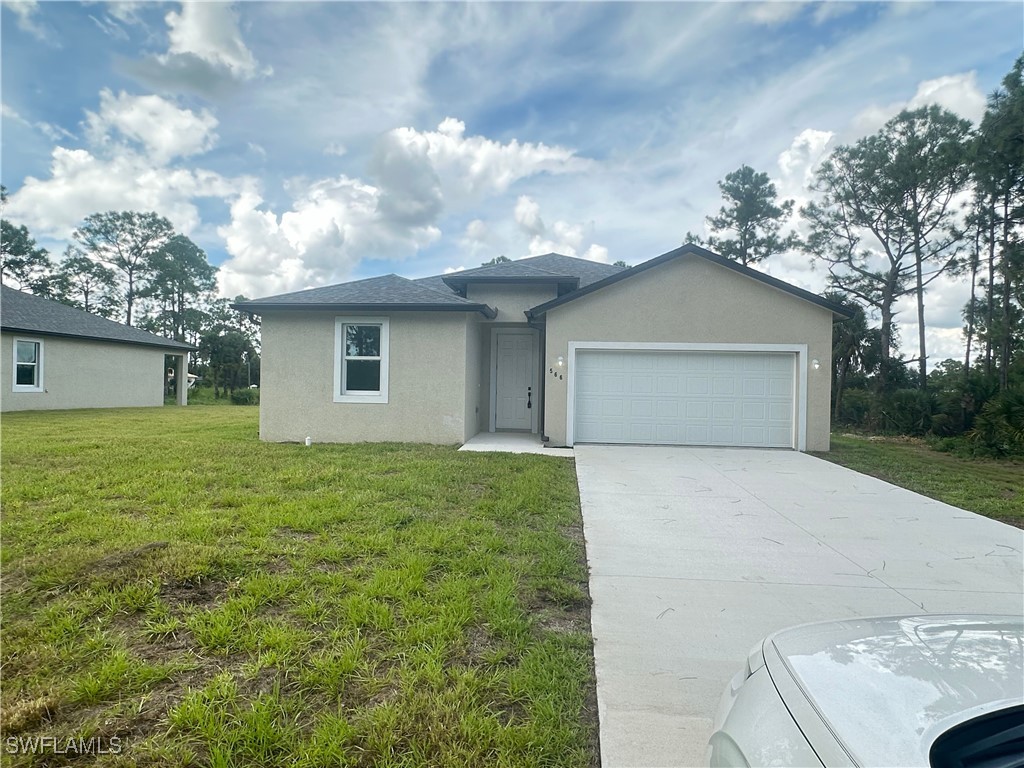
{"left": 566, "top": 341, "right": 809, "bottom": 451}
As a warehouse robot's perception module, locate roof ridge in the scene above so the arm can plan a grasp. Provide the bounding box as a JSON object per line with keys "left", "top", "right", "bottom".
{"left": 397, "top": 273, "right": 477, "bottom": 303}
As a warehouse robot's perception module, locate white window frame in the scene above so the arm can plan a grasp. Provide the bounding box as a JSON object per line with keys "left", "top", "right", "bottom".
{"left": 12, "top": 337, "right": 44, "bottom": 393}
{"left": 334, "top": 317, "right": 389, "bottom": 404}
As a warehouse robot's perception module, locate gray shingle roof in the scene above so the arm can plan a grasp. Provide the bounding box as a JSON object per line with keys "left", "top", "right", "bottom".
{"left": 1, "top": 286, "right": 194, "bottom": 350}
{"left": 235, "top": 253, "right": 626, "bottom": 315}
{"left": 438, "top": 253, "right": 625, "bottom": 287}
{"left": 235, "top": 274, "right": 496, "bottom": 317}
{"left": 514, "top": 253, "right": 626, "bottom": 287}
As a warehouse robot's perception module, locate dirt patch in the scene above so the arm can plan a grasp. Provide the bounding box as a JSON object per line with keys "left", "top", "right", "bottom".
{"left": 161, "top": 578, "right": 227, "bottom": 608}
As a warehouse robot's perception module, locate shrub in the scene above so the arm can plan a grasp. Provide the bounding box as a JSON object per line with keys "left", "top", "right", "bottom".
{"left": 835, "top": 388, "right": 873, "bottom": 427}
{"left": 969, "top": 389, "right": 1024, "bottom": 456}
{"left": 928, "top": 412, "right": 957, "bottom": 437}
{"left": 230, "top": 388, "right": 259, "bottom": 406}
{"left": 876, "top": 389, "right": 934, "bottom": 436}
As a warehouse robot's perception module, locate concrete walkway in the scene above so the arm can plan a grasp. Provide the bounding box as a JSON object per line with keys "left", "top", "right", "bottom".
{"left": 459, "top": 431, "right": 575, "bottom": 457}
{"left": 575, "top": 445, "right": 1024, "bottom": 768}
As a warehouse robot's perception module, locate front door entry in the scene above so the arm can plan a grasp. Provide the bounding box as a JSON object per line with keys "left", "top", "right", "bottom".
{"left": 494, "top": 331, "right": 536, "bottom": 431}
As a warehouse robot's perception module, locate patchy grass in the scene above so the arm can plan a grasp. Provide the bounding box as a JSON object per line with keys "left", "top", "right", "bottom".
{"left": 819, "top": 433, "right": 1024, "bottom": 527}
{"left": 1, "top": 407, "right": 597, "bottom": 767}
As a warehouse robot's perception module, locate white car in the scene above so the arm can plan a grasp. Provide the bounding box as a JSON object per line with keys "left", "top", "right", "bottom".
{"left": 708, "top": 615, "right": 1024, "bottom": 767}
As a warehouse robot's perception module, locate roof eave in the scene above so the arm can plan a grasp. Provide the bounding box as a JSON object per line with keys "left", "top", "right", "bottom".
{"left": 526, "top": 244, "right": 854, "bottom": 319}
{"left": 1, "top": 325, "right": 196, "bottom": 351}
{"left": 232, "top": 302, "right": 498, "bottom": 319}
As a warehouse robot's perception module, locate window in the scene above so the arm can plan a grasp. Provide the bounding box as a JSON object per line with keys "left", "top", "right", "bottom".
{"left": 13, "top": 338, "right": 44, "bottom": 392}
{"left": 334, "top": 317, "right": 389, "bottom": 403}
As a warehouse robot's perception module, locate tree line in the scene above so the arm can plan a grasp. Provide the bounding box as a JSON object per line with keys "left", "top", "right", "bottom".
{"left": 0, "top": 198, "right": 260, "bottom": 398}
{"left": 687, "top": 55, "right": 1022, "bottom": 455}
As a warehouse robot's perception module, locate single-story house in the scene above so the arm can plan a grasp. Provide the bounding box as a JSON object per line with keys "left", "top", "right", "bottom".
{"left": 1, "top": 285, "right": 194, "bottom": 412}
{"left": 234, "top": 244, "right": 851, "bottom": 451}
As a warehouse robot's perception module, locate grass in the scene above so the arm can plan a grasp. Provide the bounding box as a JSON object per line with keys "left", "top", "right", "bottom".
{"left": 1, "top": 407, "right": 597, "bottom": 767}
{"left": 818, "top": 433, "right": 1024, "bottom": 527}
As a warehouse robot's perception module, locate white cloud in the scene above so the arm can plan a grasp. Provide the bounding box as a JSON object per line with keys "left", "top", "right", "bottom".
{"left": 4, "top": 101, "right": 75, "bottom": 142}
{"left": 853, "top": 71, "right": 987, "bottom": 134}
{"left": 216, "top": 177, "right": 442, "bottom": 297}
{"left": 513, "top": 195, "right": 609, "bottom": 262}
{"left": 746, "top": 2, "right": 806, "bottom": 26}
{"left": 324, "top": 142, "right": 347, "bottom": 157}
{"left": 4, "top": 0, "right": 51, "bottom": 42}
{"left": 7, "top": 146, "right": 249, "bottom": 240}
{"left": 777, "top": 128, "right": 834, "bottom": 192}
{"left": 378, "top": 118, "right": 590, "bottom": 207}
{"left": 84, "top": 89, "right": 218, "bottom": 164}
{"left": 163, "top": 3, "right": 266, "bottom": 80}
{"left": 459, "top": 218, "right": 500, "bottom": 262}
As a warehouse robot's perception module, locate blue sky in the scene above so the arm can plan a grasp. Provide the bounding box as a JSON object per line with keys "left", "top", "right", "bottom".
{"left": 2, "top": 1, "right": 1022, "bottom": 362}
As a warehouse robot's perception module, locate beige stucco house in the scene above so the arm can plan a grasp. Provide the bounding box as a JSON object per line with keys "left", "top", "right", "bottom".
{"left": 236, "top": 245, "right": 850, "bottom": 451}
{"left": 1, "top": 286, "right": 194, "bottom": 412}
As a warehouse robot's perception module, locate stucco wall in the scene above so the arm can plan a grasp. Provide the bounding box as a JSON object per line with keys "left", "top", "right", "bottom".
{"left": 466, "top": 284, "right": 557, "bottom": 323}
{"left": 541, "top": 256, "right": 835, "bottom": 451}
{"left": 1, "top": 333, "right": 169, "bottom": 412}
{"left": 259, "top": 311, "right": 471, "bottom": 443}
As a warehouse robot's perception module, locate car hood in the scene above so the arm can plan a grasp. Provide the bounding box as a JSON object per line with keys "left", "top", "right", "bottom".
{"left": 766, "top": 615, "right": 1024, "bottom": 767}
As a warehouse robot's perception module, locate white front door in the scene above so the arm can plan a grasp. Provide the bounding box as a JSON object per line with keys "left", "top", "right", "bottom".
{"left": 494, "top": 331, "right": 536, "bottom": 431}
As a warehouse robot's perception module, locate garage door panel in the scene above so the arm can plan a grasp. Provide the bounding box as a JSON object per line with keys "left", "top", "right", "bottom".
{"left": 631, "top": 375, "right": 654, "bottom": 394}
{"left": 575, "top": 350, "right": 795, "bottom": 448}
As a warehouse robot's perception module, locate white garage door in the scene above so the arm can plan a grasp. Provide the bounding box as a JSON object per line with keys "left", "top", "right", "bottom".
{"left": 573, "top": 350, "right": 795, "bottom": 447}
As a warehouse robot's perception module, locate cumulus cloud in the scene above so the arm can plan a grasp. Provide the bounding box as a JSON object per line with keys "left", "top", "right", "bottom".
{"left": 83, "top": 89, "right": 218, "bottom": 164}
{"left": 7, "top": 146, "right": 249, "bottom": 240}
{"left": 164, "top": 3, "right": 265, "bottom": 79}
{"left": 379, "top": 118, "right": 590, "bottom": 206}
{"left": 853, "top": 71, "right": 987, "bottom": 134}
{"left": 513, "top": 195, "right": 609, "bottom": 262}
{"left": 777, "top": 128, "right": 833, "bottom": 191}
{"left": 5, "top": 89, "right": 246, "bottom": 241}
{"left": 216, "top": 177, "right": 441, "bottom": 297}
{"left": 124, "top": 2, "right": 269, "bottom": 96}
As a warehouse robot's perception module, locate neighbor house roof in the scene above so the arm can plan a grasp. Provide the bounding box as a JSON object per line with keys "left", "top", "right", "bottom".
{"left": 233, "top": 274, "right": 498, "bottom": 318}
{"left": 525, "top": 244, "right": 854, "bottom": 320}
{"left": 1, "top": 286, "right": 195, "bottom": 351}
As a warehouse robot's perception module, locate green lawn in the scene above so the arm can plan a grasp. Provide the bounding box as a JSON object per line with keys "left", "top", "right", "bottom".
{"left": 818, "top": 433, "right": 1024, "bottom": 527}
{"left": 1, "top": 408, "right": 597, "bottom": 767}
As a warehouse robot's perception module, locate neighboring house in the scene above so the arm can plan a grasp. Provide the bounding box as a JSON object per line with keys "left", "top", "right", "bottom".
{"left": 1, "top": 285, "right": 194, "bottom": 412}
{"left": 235, "top": 244, "right": 851, "bottom": 451}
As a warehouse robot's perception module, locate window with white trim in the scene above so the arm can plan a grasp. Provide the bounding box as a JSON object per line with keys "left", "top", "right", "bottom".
{"left": 13, "top": 338, "right": 43, "bottom": 392}
{"left": 334, "top": 317, "right": 389, "bottom": 403}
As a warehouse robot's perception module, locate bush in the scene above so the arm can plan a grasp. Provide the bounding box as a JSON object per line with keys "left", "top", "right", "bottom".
{"left": 928, "top": 412, "right": 957, "bottom": 437}
{"left": 876, "top": 389, "right": 934, "bottom": 435}
{"left": 229, "top": 388, "right": 259, "bottom": 406}
{"left": 969, "top": 389, "right": 1024, "bottom": 456}
{"left": 835, "top": 388, "right": 873, "bottom": 427}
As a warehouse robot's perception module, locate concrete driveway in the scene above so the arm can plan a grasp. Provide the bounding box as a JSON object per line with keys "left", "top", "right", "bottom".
{"left": 575, "top": 445, "right": 1024, "bottom": 768}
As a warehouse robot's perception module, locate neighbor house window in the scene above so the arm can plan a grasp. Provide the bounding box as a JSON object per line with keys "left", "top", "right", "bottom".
{"left": 13, "top": 338, "right": 43, "bottom": 392}
{"left": 334, "top": 317, "right": 389, "bottom": 403}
